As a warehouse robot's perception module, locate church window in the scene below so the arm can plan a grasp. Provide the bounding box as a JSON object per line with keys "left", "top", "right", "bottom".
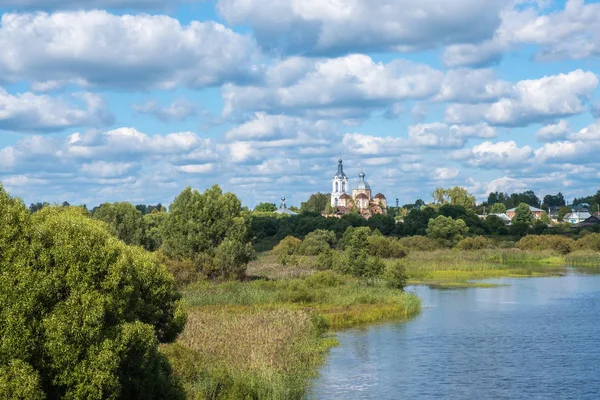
{"left": 335, "top": 182, "right": 339, "bottom": 192}
{"left": 342, "top": 182, "right": 346, "bottom": 192}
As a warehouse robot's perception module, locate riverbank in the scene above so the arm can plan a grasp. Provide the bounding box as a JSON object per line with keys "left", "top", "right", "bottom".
{"left": 162, "top": 271, "right": 420, "bottom": 399}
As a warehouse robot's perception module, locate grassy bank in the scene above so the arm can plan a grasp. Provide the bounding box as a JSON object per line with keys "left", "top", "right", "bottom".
{"left": 163, "top": 271, "right": 420, "bottom": 399}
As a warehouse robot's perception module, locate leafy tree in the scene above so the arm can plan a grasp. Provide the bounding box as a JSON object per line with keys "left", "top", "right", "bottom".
{"left": 539, "top": 212, "right": 551, "bottom": 225}
{"left": 486, "top": 215, "right": 506, "bottom": 234}
{"left": 29, "top": 202, "right": 49, "bottom": 213}
{"left": 513, "top": 203, "right": 534, "bottom": 225}
{"left": 300, "top": 193, "right": 330, "bottom": 214}
{"left": 0, "top": 186, "right": 186, "bottom": 400}
{"left": 432, "top": 187, "right": 476, "bottom": 210}
{"left": 93, "top": 202, "right": 145, "bottom": 246}
{"left": 212, "top": 238, "right": 255, "bottom": 280}
{"left": 509, "top": 191, "right": 540, "bottom": 208}
{"left": 298, "top": 229, "right": 336, "bottom": 255}
{"left": 161, "top": 186, "right": 246, "bottom": 259}
{"left": 254, "top": 202, "right": 277, "bottom": 213}
{"left": 558, "top": 206, "right": 572, "bottom": 222}
{"left": 142, "top": 211, "right": 167, "bottom": 252}
{"left": 367, "top": 214, "right": 396, "bottom": 236}
{"left": 426, "top": 215, "right": 468, "bottom": 247}
{"left": 541, "top": 193, "right": 566, "bottom": 210}
{"left": 490, "top": 203, "right": 507, "bottom": 214}
{"left": 402, "top": 207, "right": 438, "bottom": 236}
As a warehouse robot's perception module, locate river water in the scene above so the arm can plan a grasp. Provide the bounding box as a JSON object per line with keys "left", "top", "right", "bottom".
{"left": 311, "top": 270, "right": 600, "bottom": 400}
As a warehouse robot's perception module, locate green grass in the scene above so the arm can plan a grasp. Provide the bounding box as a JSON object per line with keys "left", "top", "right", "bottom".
{"left": 164, "top": 271, "right": 420, "bottom": 399}
{"left": 564, "top": 251, "right": 600, "bottom": 267}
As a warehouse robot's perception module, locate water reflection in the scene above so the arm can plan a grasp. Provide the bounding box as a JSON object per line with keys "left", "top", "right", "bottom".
{"left": 311, "top": 272, "right": 600, "bottom": 400}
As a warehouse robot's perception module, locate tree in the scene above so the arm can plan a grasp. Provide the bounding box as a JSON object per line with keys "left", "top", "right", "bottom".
{"left": 300, "top": 193, "right": 330, "bottom": 214}
{"left": 426, "top": 215, "right": 468, "bottom": 247}
{"left": 142, "top": 211, "right": 167, "bottom": 252}
{"left": 93, "top": 202, "right": 145, "bottom": 246}
{"left": 542, "top": 193, "right": 566, "bottom": 210}
{"left": 558, "top": 206, "right": 572, "bottom": 222}
{"left": 0, "top": 186, "right": 186, "bottom": 399}
{"left": 490, "top": 203, "right": 507, "bottom": 214}
{"left": 509, "top": 191, "right": 540, "bottom": 208}
{"left": 432, "top": 187, "right": 476, "bottom": 210}
{"left": 486, "top": 214, "right": 506, "bottom": 234}
{"left": 513, "top": 203, "right": 534, "bottom": 225}
{"left": 539, "top": 212, "right": 551, "bottom": 225}
{"left": 254, "top": 202, "right": 277, "bottom": 213}
{"left": 161, "top": 186, "right": 253, "bottom": 278}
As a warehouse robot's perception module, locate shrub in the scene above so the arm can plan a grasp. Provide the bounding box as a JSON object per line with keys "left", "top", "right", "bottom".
{"left": 367, "top": 236, "right": 408, "bottom": 258}
{"left": 516, "top": 235, "right": 574, "bottom": 254}
{"left": 342, "top": 254, "right": 386, "bottom": 279}
{"left": 304, "top": 271, "right": 346, "bottom": 288}
{"left": 212, "top": 238, "right": 256, "bottom": 280}
{"left": 499, "top": 240, "right": 515, "bottom": 249}
{"left": 575, "top": 233, "right": 600, "bottom": 251}
{"left": 297, "top": 229, "right": 336, "bottom": 255}
{"left": 0, "top": 196, "right": 186, "bottom": 400}
{"left": 271, "top": 236, "right": 302, "bottom": 256}
{"left": 313, "top": 248, "right": 343, "bottom": 271}
{"left": 426, "top": 215, "right": 468, "bottom": 248}
{"left": 156, "top": 251, "right": 200, "bottom": 288}
{"left": 398, "top": 236, "right": 437, "bottom": 251}
{"left": 456, "top": 236, "right": 494, "bottom": 251}
{"left": 384, "top": 261, "right": 408, "bottom": 290}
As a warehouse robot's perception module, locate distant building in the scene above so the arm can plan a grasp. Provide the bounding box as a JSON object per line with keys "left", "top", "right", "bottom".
{"left": 275, "top": 197, "right": 298, "bottom": 216}
{"left": 576, "top": 215, "right": 600, "bottom": 228}
{"left": 329, "top": 160, "right": 387, "bottom": 218}
{"left": 564, "top": 211, "right": 592, "bottom": 225}
{"left": 506, "top": 205, "right": 545, "bottom": 220}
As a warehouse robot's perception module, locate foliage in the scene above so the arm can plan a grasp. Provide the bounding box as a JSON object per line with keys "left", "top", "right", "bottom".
{"left": 92, "top": 201, "right": 145, "bottom": 246}
{"left": 142, "top": 211, "right": 167, "bottom": 251}
{"left": 574, "top": 233, "right": 600, "bottom": 251}
{"left": 300, "top": 192, "right": 330, "bottom": 214}
{"left": 367, "top": 235, "right": 408, "bottom": 258}
{"left": 211, "top": 238, "right": 256, "bottom": 280}
{"left": 486, "top": 214, "right": 506, "bottom": 234}
{"left": 490, "top": 203, "right": 507, "bottom": 214}
{"left": 539, "top": 212, "right": 552, "bottom": 225}
{"left": 456, "top": 236, "right": 494, "bottom": 250}
{"left": 426, "top": 215, "right": 468, "bottom": 247}
{"left": 254, "top": 202, "right": 277, "bottom": 213}
{"left": 366, "top": 214, "right": 397, "bottom": 235}
{"left": 513, "top": 203, "right": 534, "bottom": 225}
{"left": 384, "top": 261, "right": 408, "bottom": 290}
{"left": 432, "top": 186, "right": 476, "bottom": 209}
{"left": 161, "top": 185, "right": 244, "bottom": 259}
{"left": 397, "top": 236, "right": 438, "bottom": 251}
{"left": 558, "top": 206, "right": 572, "bottom": 221}
{"left": 297, "top": 229, "right": 336, "bottom": 255}
{"left": 271, "top": 236, "right": 302, "bottom": 256}
{"left": 0, "top": 188, "right": 186, "bottom": 400}
{"left": 542, "top": 193, "right": 566, "bottom": 209}
{"left": 509, "top": 221, "right": 530, "bottom": 237}
{"left": 516, "top": 235, "right": 574, "bottom": 254}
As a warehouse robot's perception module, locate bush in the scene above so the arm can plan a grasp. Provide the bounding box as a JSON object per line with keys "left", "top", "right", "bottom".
{"left": 313, "top": 248, "right": 343, "bottom": 271}
{"left": 384, "top": 261, "right": 408, "bottom": 290}
{"left": 367, "top": 236, "right": 408, "bottom": 258}
{"left": 516, "top": 235, "right": 574, "bottom": 254}
{"left": 499, "top": 240, "right": 515, "bottom": 249}
{"left": 0, "top": 195, "right": 186, "bottom": 400}
{"left": 398, "top": 236, "right": 437, "bottom": 251}
{"left": 427, "top": 215, "right": 468, "bottom": 247}
{"left": 297, "top": 229, "right": 336, "bottom": 255}
{"left": 574, "top": 233, "right": 600, "bottom": 251}
{"left": 156, "top": 251, "right": 200, "bottom": 288}
{"left": 456, "top": 236, "right": 494, "bottom": 251}
{"left": 212, "top": 238, "right": 256, "bottom": 280}
{"left": 304, "top": 271, "right": 346, "bottom": 288}
{"left": 271, "top": 236, "right": 302, "bottom": 256}
{"left": 342, "top": 254, "right": 386, "bottom": 279}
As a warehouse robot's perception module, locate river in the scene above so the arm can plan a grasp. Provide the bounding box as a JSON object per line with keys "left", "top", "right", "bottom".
{"left": 311, "top": 270, "right": 600, "bottom": 399}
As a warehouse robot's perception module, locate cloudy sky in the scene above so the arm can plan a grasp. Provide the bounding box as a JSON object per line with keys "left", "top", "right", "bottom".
{"left": 0, "top": 0, "right": 599, "bottom": 208}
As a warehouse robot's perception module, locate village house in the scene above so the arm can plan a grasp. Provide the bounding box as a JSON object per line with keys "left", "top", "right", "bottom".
{"left": 506, "top": 205, "right": 545, "bottom": 221}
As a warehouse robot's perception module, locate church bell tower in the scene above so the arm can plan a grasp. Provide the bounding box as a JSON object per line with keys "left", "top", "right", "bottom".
{"left": 331, "top": 159, "right": 350, "bottom": 207}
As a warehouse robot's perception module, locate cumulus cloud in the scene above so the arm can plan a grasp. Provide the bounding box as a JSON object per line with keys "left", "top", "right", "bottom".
{"left": 535, "top": 120, "right": 600, "bottom": 164}
{"left": 0, "top": 89, "right": 113, "bottom": 133}
{"left": 217, "top": 0, "right": 505, "bottom": 55}
{"left": 444, "top": 0, "right": 600, "bottom": 67}
{"left": 433, "top": 167, "right": 460, "bottom": 181}
{"left": 435, "top": 68, "right": 511, "bottom": 103}
{"left": 536, "top": 120, "right": 570, "bottom": 142}
{"left": 224, "top": 112, "right": 332, "bottom": 142}
{"left": 222, "top": 54, "right": 443, "bottom": 118}
{"left": 452, "top": 141, "right": 533, "bottom": 169}
{"left": 133, "top": 99, "right": 199, "bottom": 122}
{"left": 0, "top": 11, "right": 261, "bottom": 90}
{"left": 0, "top": 0, "right": 192, "bottom": 10}
{"left": 446, "top": 70, "right": 598, "bottom": 126}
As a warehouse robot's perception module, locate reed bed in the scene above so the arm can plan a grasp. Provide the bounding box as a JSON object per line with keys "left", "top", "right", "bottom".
{"left": 565, "top": 251, "right": 600, "bottom": 267}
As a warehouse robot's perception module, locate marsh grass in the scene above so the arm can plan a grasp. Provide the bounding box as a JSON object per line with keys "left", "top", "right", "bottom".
{"left": 396, "top": 249, "right": 567, "bottom": 284}
{"left": 165, "top": 272, "right": 420, "bottom": 399}
{"left": 565, "top": 251, "right": 600, "bottom": 267}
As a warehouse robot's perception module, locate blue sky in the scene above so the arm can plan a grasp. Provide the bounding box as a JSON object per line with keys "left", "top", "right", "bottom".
{"left": 0, "top": 0, "right": 599, "bottom": 208}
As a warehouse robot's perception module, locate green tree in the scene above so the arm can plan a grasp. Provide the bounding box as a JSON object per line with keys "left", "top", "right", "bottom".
{"left": 513, "top": 202, "right": 534, "bottom": 225}
{"left": 426, "top": 215, "right": 468, "bottom": 247}
{"left": 558, "top": 206, "right": 572, "bottom": 221}
{"left": 161, "top": 186, "right": 247, "bottom": 260}
{"left": 539, "top": 212, "right": 551, "bottom": 225}
{"left": 298, "top": 229, "right": 336, "bottom": 255}
{"left": 432, "top": 187, "right": 476, "bottom": 210}
{"left": 300, "top": 193, "right": 330, "bottom": 214}
{"left": 490, "top": 203, "right": 507, "bottom": 214}
{"left": 92, "top": 202, "right": 145, "bottom": 246}
{"left": 254, "top": 202, "right": 277, "bottom": 213}
{"left": 142, "top": 211, "right": 167, "bottom": 252}
{"left": 0, "top": 186, "right": 186, "bottom": 400}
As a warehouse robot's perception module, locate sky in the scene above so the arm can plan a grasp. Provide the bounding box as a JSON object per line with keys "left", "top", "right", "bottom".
{"left": 0, "top": 0, "right": 599, "bottom": 208}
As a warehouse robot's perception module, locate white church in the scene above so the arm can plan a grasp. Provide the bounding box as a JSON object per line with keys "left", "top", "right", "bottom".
{"left": 330, "top": 160, "right": 387, "bottom": 217}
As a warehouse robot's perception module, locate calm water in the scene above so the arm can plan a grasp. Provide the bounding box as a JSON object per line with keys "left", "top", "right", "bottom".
{"left": 311, "top": 271, "right": 600, "bottom": 400}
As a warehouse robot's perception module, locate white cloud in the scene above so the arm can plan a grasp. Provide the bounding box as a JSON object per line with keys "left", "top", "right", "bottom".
{"left": 0, "top": 11, "right": 261, "bottom": 90}
{"left": 175, "top": 164, "right": 215, "bottom": 174}
{"left": 0, "top": 0, "right": 191, "bottom": 10}
{"left": 218, "top": 0, "right": 505, "bottom": 55}
{"left": 446, "top": 70, "right": 598, "bottom": 126}
{"left": 222, "top": 54, "right": 444, "bottom": 118}
{"left": 443, "top": 0, "right": 600, "bottom": 67}
{"left": 536, "top": 120, "right": 570, "bottom": 142}
{"left": 453, "top": 141, "right": 533, "bottom": 169}
{"left": 435, "top": 68, "right": 511, "bottom": 103}
{"left": 342, "top": 133, "right": 408, "bottom": 156}
{"left": 408, "top": 123, "right": 465, "bottom": 149}
{"left": 133, "top": 99, "right": 198, "bottom": 122}
{"left": 433, "top": 167, "right": 460, "bottom": 180}
{"left": 224, "top": 112, "right": 331, "bottom": 141}
{"left": 0, "top": 89, "right": 113, "bottom": 133}
{"left": 80, "top": 161, "right": 137, "bottom": 178}
{"left": 534, "top": 120, "right": 600, "bottom": 164}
